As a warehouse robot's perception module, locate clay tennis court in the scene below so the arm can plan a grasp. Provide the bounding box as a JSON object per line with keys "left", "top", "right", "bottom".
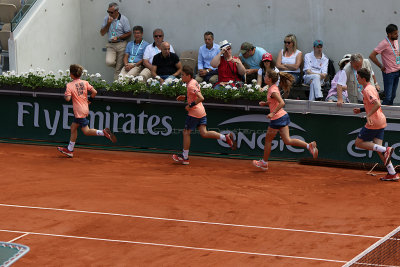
{"left": 0, "top": 142, "right": 399, "bottom": 266}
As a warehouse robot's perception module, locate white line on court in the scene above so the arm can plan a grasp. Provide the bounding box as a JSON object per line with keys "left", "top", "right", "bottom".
{"left": 0, "top": 229, "right": 347, "bottom": 264}
{"left": 0, "top": 203, "right": 382, "bottom": 239}
{"left": 7, "top": 233, "right": 30, "bottom": 243}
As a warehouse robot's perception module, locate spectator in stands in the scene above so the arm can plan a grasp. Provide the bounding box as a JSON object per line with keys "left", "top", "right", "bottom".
{"left": 344, "top": 53, "right": 380, "bottom": 103}
{"left": 100, "top": 2, "right": 132, "bottom": 81}
{"left": 369, "top": 24, "right": 400, "bottom": 105}
{"left": 195, "top": 31, "right": 220, "bottom": 84}
{"left": 210, "top": 40, "right": 245, "bottom": 89}
{"left": 257, "top": 52, "right": 279, "bottom": 88}
{"left": 151, "top": 42, "right": 182, "bottom": 84}
{"left": 276, "top": 34, "right": 302, "bottom": 84}
{"left": 326, "top": 54, "right": 351, "bottom": 106}
{"left": 239, "top": 42, "right": 267, "bottom": 84}
{"left": 140, "top": 28, "right": 175, "bottom": 82}
{"left": 303, "top": 40, "right": 329, "bottom": 101}
{"left": 119, "top": 25, "right": 149, "bottom": 78}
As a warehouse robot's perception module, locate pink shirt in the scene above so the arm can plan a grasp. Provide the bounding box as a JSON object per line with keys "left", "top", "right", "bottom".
{"left": 374, "top": 38, "right": 400, "bottom": 74}
{"left": 267, "top": 84, "right": 287, "bottom": 120}
{"left": 362, "top": 83, "right": 386, "bottom": 130}
{"left": 187, "top": 79, "right": 206, "bottom": 118}
{"left": 65, "top": 79, "right": 94, "bottom": 118}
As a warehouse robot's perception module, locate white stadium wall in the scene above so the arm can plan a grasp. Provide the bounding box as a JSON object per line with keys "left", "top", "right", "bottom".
{"left": 9, "top": 0, "right": 400, "bottom": 101}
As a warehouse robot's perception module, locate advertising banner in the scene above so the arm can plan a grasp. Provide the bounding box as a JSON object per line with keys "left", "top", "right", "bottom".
{"left": 1, "top": 94, "right": 400, "bottom": 164}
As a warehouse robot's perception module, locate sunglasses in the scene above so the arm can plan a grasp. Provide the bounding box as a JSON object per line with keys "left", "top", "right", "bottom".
{"left": 107, "top": 10, "right": 115, "bottom": 14}
{"left": 284, "top": 41, "right": 292, "bottom": 44}
{"left": 154, "top": 35, "right": 163, "bottom": 38}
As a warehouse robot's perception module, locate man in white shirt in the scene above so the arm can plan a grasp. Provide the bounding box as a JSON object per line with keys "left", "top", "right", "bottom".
{"left": 139, "top": 28, "right": 175, "bottom": 81}
{"left": 303, "top": 40, "right": 329, "bottom": 101}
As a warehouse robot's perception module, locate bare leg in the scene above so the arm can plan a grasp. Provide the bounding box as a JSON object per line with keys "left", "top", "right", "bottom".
{"left": 198, "top": 124, "right": 221, "bottom": 139}
{"left": 81, "top": 126, "right": 99, "bottom": 136}
{"left": 70, "top": 123, "right": 79, "bottom": 142}
{"left": 183, "top": 129, "right": 191, "bottom": 150}
{"left": 263, "top": 127, "right": 278, "bottom": 161}
{"left": 279, "top": 126, "right": 308, "bottom": 148}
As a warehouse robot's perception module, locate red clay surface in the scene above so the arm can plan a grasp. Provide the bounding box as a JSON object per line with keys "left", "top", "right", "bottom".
{"left": 0, "top": 142, "right": 399, "bottom": 266}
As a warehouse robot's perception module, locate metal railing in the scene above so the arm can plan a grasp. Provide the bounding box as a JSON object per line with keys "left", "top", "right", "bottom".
{"left": 10, "top": 0, "right": 38, "bottom": 32}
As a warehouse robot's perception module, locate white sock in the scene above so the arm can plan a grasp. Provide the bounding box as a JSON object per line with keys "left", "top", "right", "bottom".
{"left": 68, "top": 141, "right": 75, "bottom": 151}
{"left": 261, "top": 159, "right": 267, "bottom": 164}
{"left": 306, "top": 144, "right": 310, "bottom": 149}
{"left": 373, "top": 144, "right": 386, "bottom": 153}
{"left": 386, "top": 163, "right": 396, "bottom": 175}
{"left": 97, "top": 130, "right": 104, "bottom": 136}
{"left": 183, "top": 150, "right": 189, "bottom": 159}
{"left": 219, "top": 134, "right": 226, "bottom": 141}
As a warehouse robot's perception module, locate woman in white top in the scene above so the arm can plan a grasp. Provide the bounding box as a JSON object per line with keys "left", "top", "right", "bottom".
{"left": 276, "top": 34, "right": 303, "bottom": 84}
{"left": 258, "top": 53, "right": 295, "bottom": 98}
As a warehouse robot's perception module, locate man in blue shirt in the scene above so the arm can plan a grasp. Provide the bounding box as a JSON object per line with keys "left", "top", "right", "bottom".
{"left": 100, "top": 2, "right": 131, "bottom": 81}
{"left": 120, "top": 25, "right": 149, "bottom": 78}
{"left": 195, "top": 31, "right": 220, "bottom": 84}
{"left": 239, "top": 42, "right": 266, "bottom": 83}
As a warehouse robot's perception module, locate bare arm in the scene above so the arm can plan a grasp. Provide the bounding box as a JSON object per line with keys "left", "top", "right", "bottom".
{"left": 369, "top": 50, "right": 385, "bottom": 72}
{"left": 90, "top": 88, "right": 97, "bottom": 98}
{"left": 151, "top": 65, "right": 157, "bottom": 78}
{"left": 173, "top": 61, "right": 183, "bottom": 77}
{"left": 285, "top": 52, "right": 302, "bottom": 71}
{"left": 267, "top": 92, "right": 285, "bottom": 118}
{"left": 231, "top": 57, "right": 246, "bottom": 76}
{"left": 143, "top": 59, "right": 152, "bottom": 70}
{"left": 276, "top": 51, "right": 288, "bottom": 71}
{"left": 100, "top": 16, "right": 113, "bottom": 36}
{"left": 210, "top": 51, "right": 223, "bottom": 68}
{"left": 119, "top": 31, "right": 132, "bottom": 41}
{"left": 366, "top": 100, "right": 381, "bottom": 126}
{"left": 336, "top": 85, "right": 344, "bottom": 107}
{"left": 65, "top": 96, "right": 71, "bottom": 102}
{"left": 185, "top": 90, "right": 204, "bottom": 111}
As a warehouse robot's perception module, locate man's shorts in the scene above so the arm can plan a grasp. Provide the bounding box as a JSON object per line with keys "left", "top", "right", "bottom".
{"left": 358, "top": 127, "right": 384, "bottom": 142}
{"left": 73, "top": 117, "right": 89, "bottom": 128}
{"left": 185, "top": 115, "right": 207, "bottom": 130}
{"left": 269, "top": 114, "right": 290, "bottom": 129}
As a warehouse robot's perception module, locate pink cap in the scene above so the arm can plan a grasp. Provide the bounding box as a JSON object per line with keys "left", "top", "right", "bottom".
{"left": 262, "top": 52, "right": 273, "bottom": 62}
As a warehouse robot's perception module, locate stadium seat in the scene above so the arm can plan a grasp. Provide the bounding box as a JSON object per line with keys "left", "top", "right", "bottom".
{"left": 179, "top": 50, "right": 198, "bottom": 72}
{"left": 0, "top": 0, "right": 21, "bottom": 11}
{"left": 0, "top": 3, "right": 17, "bottom": 23}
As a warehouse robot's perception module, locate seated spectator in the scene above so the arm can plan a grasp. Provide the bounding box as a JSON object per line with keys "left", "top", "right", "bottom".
{"left": 343, "top": 53, "right": 380, "bottom": 103}
{"left": 276, "top": 34, "right": 302, "bottom": 84}
{"left": 257, "top": 52, "right": 279, "bottom": 88}
{"left": 303, "top": 40, "right": 329, "bottom": 101}
{"left": 195, "top": 31, "right": 220, "bottom": 84}
{"left": 119, "top": 25, "right": 149, "bottom": 78}
{"left": 326, "top": 54, "right": 351, "bottom": 105}
{"left": 239, "top": 42, "right": 267, "bottom": 83}
{"left": 151, "top": 42, "right": 182, "bottom": 84}
{"left": 140, "top": 28, "right": 175, "bottom": 81}
{"left": 99, "top": 2, "right": 132, "bottom": 81}
{"left": 210, "top": 40, "right": 246, "bottom": 89}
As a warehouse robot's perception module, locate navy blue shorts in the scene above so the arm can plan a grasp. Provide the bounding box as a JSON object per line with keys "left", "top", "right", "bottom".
{"left": 358, "top": 127, "right": 384, "bottom": 141}
{"left": 269, "top": 114, "right": 290, "bottom": 129}
{"left": 73, "top": 117, "right": 89, "bottom": 128}
{"left": 185, "top": 115, "right": 207, "bottom": 130}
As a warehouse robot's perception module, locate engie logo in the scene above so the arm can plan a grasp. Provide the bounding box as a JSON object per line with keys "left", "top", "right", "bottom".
{"left": 347, "top": 123, "right": 400, "bottom": 160}
{"left": 215, "top": 114, "right": 307, "bottom": 152}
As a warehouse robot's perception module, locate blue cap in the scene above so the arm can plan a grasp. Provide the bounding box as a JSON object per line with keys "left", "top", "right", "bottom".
{"left": 313, "top": 40, "right": 323, "bottom": 47}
